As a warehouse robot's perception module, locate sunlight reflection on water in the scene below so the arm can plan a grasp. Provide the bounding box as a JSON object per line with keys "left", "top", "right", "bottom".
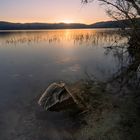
{"left": 0, "top": 29, "right": 128, "bottom": 82}
{"left": 0, "top": 29, "right": 128, "bottom": 100}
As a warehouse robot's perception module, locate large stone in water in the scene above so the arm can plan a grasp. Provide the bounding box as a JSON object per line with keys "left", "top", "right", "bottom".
{"left": 38, "top": 82, "right": 78, "bottom": 111}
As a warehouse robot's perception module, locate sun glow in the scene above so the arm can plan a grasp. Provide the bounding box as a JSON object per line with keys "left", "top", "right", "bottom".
{"left": 61, "top": 19, "right": 74, "bottom": 24}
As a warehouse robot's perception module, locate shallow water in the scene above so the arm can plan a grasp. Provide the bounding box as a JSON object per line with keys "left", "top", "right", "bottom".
{"left": 0, "top": 29, "right": 128, "bottom": 140}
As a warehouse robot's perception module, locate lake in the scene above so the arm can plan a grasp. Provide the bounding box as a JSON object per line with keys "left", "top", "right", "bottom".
{"left": 0, "top": 29, "right": 128, "bottom": 140}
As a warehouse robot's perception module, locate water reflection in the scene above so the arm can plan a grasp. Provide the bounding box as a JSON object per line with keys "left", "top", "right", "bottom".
{"left": 0, "top": 29, "right": 127, "bottom": 47}
{"left": 0, "top": 30, "right": 129, "bottom": 90}
{"left": 105, "top": 42, "right": 140, "bottom": 93}
{"left": 0, "top": 29, "right": 132, "bottom": 140}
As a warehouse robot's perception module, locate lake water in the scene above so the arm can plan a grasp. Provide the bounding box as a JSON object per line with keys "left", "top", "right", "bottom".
{"left": 0, "top": 29, "right": 128, "bottom": 140}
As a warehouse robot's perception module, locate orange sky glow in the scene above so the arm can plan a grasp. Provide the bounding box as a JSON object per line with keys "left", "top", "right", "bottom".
{"left": 0, "top": 0, "right": 111, "bottom": 24}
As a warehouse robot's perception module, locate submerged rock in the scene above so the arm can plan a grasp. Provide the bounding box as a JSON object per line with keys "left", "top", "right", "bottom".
{"left": 38, "top": 82, "right": 82, "bottom": 111}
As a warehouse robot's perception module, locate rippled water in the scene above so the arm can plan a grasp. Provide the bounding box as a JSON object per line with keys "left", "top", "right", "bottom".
{"left": 0, "top": 29, "right": 128, "bottom": 140}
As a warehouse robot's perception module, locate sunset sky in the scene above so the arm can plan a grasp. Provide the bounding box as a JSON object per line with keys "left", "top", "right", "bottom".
{"left": 0, "top": 0, "right": 111, "bottom": 24}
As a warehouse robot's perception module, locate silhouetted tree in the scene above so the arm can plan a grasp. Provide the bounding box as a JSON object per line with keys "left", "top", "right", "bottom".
{"left": 82, "top": 0, "right": 140, "bottom": 47}
{"left": 82, "top": 0, "right": 139, "bottom": 25}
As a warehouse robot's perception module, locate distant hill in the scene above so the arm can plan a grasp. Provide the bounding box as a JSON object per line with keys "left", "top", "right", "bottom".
{"left": 0, "top": 19, "right": 140, "bottom": 30}
{"left": 89, "top": 19, "right": 140, "bottom": 28}
{"left": 0, "top": 22, "right": 87, "bottom": 30}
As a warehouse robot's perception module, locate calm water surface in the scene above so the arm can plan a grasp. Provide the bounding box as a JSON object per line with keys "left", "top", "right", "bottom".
{"left": 0, "top": 29, "right": 128, "bottom": 140}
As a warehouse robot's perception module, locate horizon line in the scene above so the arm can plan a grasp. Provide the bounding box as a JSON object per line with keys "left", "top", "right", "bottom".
{"left": 0, "top": 20, "right": 114, "bottom": 25}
